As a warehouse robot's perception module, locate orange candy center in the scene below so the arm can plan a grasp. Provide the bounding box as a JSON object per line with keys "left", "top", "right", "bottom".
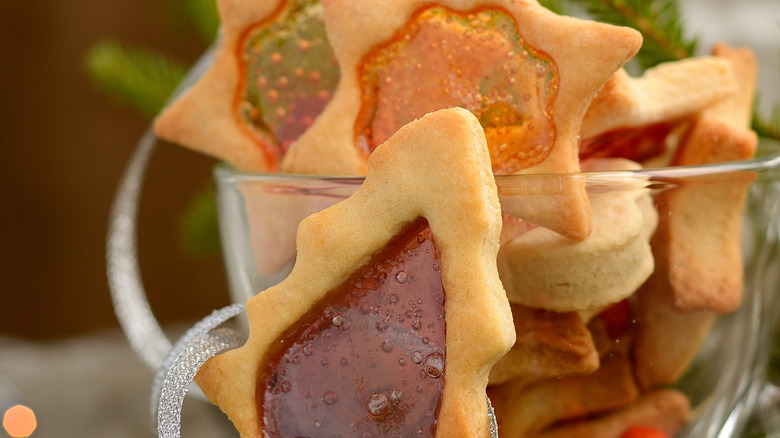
{"left": 357, "top": 6, "right": 558, "bottom": 174}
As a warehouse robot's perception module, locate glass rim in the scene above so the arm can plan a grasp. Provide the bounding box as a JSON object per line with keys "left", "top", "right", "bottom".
{"left": 214, "top": 143, "right": 780, "bottom": 184}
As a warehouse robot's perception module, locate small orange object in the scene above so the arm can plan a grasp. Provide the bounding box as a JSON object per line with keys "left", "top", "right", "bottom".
{"left": 620, "top": 425, "right": 671, "bottom": 438}
{"left": 3, "top": 404, "right": 37, "bottom": 438}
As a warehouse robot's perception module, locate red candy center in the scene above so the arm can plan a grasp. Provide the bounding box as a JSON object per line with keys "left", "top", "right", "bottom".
{"left": 259, "top": 218, "right": 446, "bottom": 437}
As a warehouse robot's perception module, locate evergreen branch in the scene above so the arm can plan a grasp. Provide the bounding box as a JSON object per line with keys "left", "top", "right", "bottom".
{"left": 753, "top": 107, "right": 780, "bottom": 142}
{"left": 178, "top": 186, "right": 221, "bottom": 257}
{"left": 752, "top": 85, "right": 780, "bottom": 141}
{"left": 538, "top": 0, "right": 569, "bottom": 15}
{"left": 741, "top": 421, "right": 769, "bottom": 438}
{"left": 169, "top": 0, "right": 221, "bottom": 43}
{"left": 570, "top": 0, "right": 697, "bottom": 70}
{"left": 83, "top": 39, "right": 187, "bottom": 118}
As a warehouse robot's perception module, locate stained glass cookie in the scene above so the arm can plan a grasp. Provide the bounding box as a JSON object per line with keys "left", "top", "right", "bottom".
{"left": 195, "top": 108, "right": 514, "bottom": 437}
{"left": 283, "top": 0, "right": 642, "bottom": 238}
{"left": 154, "top": 0, "right": 340, "bottom": 172}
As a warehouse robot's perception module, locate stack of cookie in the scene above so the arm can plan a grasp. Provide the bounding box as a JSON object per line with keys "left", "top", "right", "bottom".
{"left": 154, "top": 1, "right": 759, "bottom": 437}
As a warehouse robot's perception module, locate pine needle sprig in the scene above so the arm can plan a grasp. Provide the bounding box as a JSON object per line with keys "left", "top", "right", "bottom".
{"left": 753, "top": 105, "right": 780, "bottom": 142}
{"left": 570, "top": 0, "right": 697, "bottom": 70}
{"left": 538, "top": 0, "right": 569, "bottom": 15}
{"left": 178, "top": 186, "right": 221, "bottom": 257}
{"left": 752, "top": 45, "right": 780, "bottom": 142}
{"left": 84, "top": 40, "right": 187, "bottom": 118}
{"left": 168, "top": 0, "right": 221, "bottom": 44}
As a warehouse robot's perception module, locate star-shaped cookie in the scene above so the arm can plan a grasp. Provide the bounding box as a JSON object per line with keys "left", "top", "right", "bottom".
{"left": 195, "top": 108, "right": 514, "bottom": 437}
{"left": 580, "top": 56, "right": 738, "bottom": 142}
{"left": 535, "top": 389, "right": 690, "bottom": 438}
{"left": 673, "top": 44, "right": 758, "bottom": 166}
{"left": 652, "top": 44, "right": 758, "bottom": 314}
{"left": 490, "top": 330, "right": 639, "bottom": 437}
{"left": 154, "top": 0, "right": 341, "bottom": 172}
{"left": 632, "top": 44, "right": 758, "bottom": 392}
{"left": 283, "top": 0, "right": 641, "bottom": 238}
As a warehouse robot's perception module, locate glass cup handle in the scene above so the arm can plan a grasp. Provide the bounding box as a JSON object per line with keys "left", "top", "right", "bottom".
{"left": 106, "top": 125, "right": 171, "bottom": 369}
{"left": 755, "top": 382, "right": 780, "bottom": 434}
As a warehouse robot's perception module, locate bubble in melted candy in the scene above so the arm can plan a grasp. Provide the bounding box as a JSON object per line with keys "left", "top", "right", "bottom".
{"left": 423, "top": 353, "right": 444, "bottom": 379}
{"left": 367, "top": 392, "right": 390, "bottom": 417}
{"left": 322, "top": 390, "right": 338, "bottom": 405}
{"left": 381, "top": 340, "right": 394, "bottom": 353}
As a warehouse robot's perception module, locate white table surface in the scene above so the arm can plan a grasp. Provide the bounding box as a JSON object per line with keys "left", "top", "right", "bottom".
{"left": 0, "top": 330, "right": 235, "bottom": 438}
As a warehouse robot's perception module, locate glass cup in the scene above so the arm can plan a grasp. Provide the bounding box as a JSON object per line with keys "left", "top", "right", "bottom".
{"left": 212, "top": 146, "right": 780, "bottom": 437}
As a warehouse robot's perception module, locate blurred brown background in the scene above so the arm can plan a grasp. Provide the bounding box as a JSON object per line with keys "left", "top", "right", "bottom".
{"left": 0, "top": 0, "right": 231, "bottom": 340}
{"left": 1, "top": 1, "right": 778, "bottom": 342}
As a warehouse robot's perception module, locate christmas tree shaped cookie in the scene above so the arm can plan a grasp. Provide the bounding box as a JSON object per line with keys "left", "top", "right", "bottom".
{"left": 195, "top": 108, "right": 515, "bottom": 437}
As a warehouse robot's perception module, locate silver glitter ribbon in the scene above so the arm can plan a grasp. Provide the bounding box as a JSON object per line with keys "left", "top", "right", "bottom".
{"left": 106, "top": 45, "right": 216, "bottom": 371}
{"left": 150, "top": 302, "right": 500, "bottom": 438}
{"left": 487, "top": 394, "right": 499, "bottom": 438}
{"left": 153, "top": 303, "right": 246, "bottom": 438}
